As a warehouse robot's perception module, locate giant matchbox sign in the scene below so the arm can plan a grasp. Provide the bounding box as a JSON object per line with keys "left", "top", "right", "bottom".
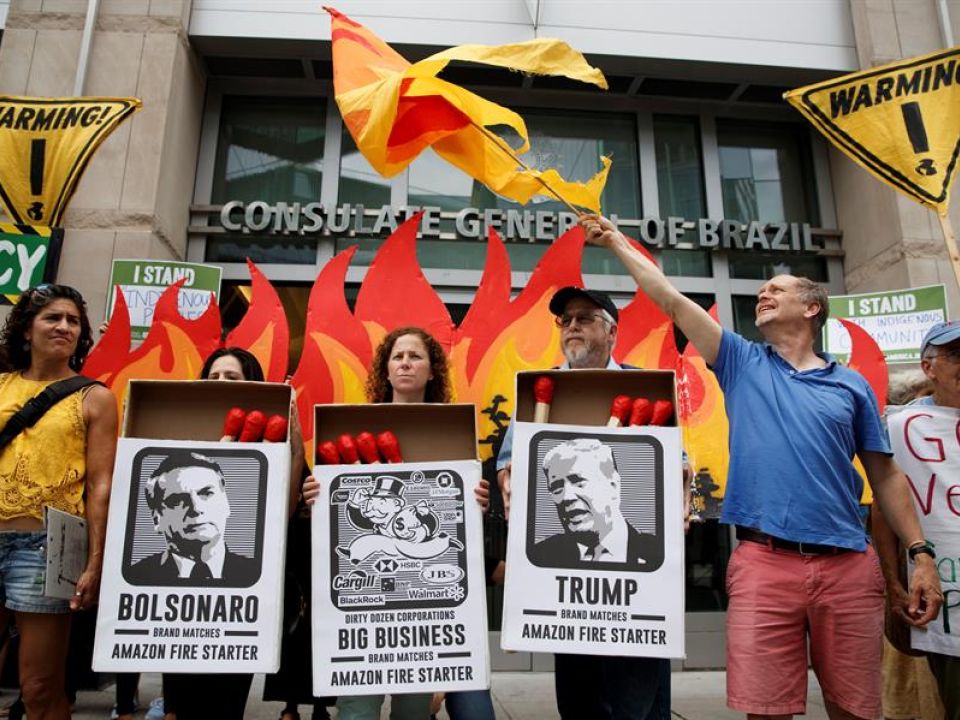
{"left": 93, "top": 381, "right": 292, "bottom": 673}
{"left": 501, "top": 371, "right": 686, "bottom": 659}
{"left": 311, "top": 404, "right": 490, "bottom": 697}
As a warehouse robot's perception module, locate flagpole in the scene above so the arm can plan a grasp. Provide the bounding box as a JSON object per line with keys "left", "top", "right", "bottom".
{"left": 937, "top": 213, "right": 960, "bottom": 300}
{"left": 466, "top": 118, "right": 587, "bottom": 218}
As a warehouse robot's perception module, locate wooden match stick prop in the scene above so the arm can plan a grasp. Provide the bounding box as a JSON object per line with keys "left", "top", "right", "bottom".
{"left": 221, "top": 407, "right": 247, "bottom": 442}
{"left": 628, "top": 398, "right": 653, "bottom": 426}
{"left": 356, "top": 431, "right": 381, "bottom": 463}
{"left": 376, "top": 431, "right": 403, "bottom": 463}
{"left": 607, "top": 395, "right": 632, "bottom": 427}
{"left": 263, "top": 415, "right": 288, "bottom": 442}
{"left": 238, "top": 410, "right": 266, "bottom": 442}
{"left": 336, "top": 434, "right": 360, "bottom": 464}
{"left": 317, "top": 441, "right": 341, "bottom": 465}
{"left": 650, "top": 399, "right": 674, "bottom": 426}
{"left": 533, "top": 376, "right": 555, "bottom": 423}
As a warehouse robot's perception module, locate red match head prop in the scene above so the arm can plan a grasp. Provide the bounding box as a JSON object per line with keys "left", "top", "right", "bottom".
{"left": 376, "top": 431, "right": 403, "bottom": 463}
{"left": 533, "top": 376, "right": 555, "bottom": 404}
{"left": 629, "top": 398, "right": 653, "bottom": 426}
{"left": 651, "top": 399, "right": 674, "bottom": 426}
{"left": 356, "top": 431, "right": 381, "bottom": 463}
{"left": 317, "top": 441, "right": 341, "bottom": 465}
{"left": 263, "top": 415, "right": 288, "bottom": 442}
{"left": 238, "top": 410, "right": 266, "bottom": 442}
{"left": 221, "top": 407, "right": 246, "bottom": 441}
{"left": 336, "top": 434, "right": 360, "bottom": 463}
{"left": 608, "top": 395, "right": 632, "bottom": 426}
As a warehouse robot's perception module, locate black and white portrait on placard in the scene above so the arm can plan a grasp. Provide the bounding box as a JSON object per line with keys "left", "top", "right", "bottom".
{"left": 525, "top": 431, "right": 663, "bottom": 572}
{"left": 121, "top": 447, "right": 267, "bottom": 588}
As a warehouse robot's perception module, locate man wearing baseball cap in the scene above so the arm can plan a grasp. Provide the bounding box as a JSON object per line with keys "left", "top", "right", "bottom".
{"left": 877, "top": 320, "right": 960, "bottom": 718}
{"left": 496, "top": 284, "right": 672, "bottom": 720}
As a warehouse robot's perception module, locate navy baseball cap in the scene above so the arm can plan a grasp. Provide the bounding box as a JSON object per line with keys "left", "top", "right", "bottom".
{"left": 549, "top": 287, "right": 619, "bottom": 323}
{"left": 921, "top": 320, "right": 960, "bottom": 354}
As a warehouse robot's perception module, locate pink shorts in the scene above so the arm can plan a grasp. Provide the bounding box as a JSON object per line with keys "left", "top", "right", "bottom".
{"left": 725, "top": 539, "right": 885, "bottom": 718}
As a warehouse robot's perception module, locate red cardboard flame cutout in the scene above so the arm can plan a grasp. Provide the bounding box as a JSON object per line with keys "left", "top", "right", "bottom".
{"left": 838, "top": 318, "right": 889, "bottom": 406}
{"left": 225, "top": 259, "right": 290, "bottom": 382}
{"left": 81, "top": 216, "right": 890, "bottom": 498}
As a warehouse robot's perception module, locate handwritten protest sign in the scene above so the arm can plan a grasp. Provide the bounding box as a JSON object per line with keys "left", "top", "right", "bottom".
{"left": 887, "top": 404, "right": 960, "bottom": 657}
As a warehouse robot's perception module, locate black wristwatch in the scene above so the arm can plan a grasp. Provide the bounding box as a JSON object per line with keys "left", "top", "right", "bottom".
{"left": 907, "top": 541, "right": 936, "bottom": 561}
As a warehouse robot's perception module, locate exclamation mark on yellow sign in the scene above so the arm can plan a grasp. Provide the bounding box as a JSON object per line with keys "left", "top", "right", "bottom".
{"left": 901, "top": 102, "right": 936, "bottom": 177}
{"left": 27, "top": 138, "right": 45, "bottom": 222}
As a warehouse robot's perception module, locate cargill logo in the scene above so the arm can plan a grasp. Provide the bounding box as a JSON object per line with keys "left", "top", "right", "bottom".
{"left": 333, "top": 570, "right": 377, "bottom": 591}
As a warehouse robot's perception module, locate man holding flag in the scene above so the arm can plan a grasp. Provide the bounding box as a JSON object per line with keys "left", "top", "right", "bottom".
{"left": 581, "top": 214, "right": 941, "bottom": 720}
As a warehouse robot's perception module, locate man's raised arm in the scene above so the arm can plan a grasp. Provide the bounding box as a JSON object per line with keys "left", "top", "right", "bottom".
{"left": 582, "top": 215, "right": 723, "bottom": 365}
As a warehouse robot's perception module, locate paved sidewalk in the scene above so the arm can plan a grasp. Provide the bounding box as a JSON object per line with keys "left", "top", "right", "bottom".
{"left": 55, "top": 669, "right": 828, "bottom": 719}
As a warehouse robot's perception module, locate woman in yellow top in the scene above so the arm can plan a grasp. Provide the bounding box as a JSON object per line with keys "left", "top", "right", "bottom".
{"left": 0, "top": 284, "right": 117, "bottom": 720}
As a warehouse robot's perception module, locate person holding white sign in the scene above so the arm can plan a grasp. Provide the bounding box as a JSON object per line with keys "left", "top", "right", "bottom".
{"left": 878, "top": 321, "right": 959, "bottom": 719}
{"left": 304, "top": 326, "right": 492, "bottom": 720}
{"left": 580, "top": 214, "right": 941, "bottom": 720}
{"left": 0, "top": 284, "right": 117, "bottom": 720}
{"left": 496, "top": 287, "right": 672, "bottom": 720}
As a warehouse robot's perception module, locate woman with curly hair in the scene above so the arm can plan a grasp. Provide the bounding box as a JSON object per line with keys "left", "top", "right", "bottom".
{"left": 0, "top": 284, "right": 117, "bottom": 719}
{"left": 304, "top": 326, "right": 491, "bottom": 720}
{"left": 364, "top": 326, "right": 452, "bottom": 405}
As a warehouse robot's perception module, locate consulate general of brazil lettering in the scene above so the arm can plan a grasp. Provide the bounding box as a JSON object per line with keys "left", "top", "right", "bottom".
{"left": 218, "top": 200, "right": 824, "bottom": 251}
{"left": 312, "top": 460, "right": 489, "bottom": 696}
{"left": 501, "top": 424, "right": 685, "bottom": 658}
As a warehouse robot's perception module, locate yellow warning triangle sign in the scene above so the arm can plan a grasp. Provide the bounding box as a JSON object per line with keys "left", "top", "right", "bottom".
{"left": 785, "top": 46, "right": 960, "bottom": 216}
{"left": 0, "top": 96, "right": 142, "bottom": 227}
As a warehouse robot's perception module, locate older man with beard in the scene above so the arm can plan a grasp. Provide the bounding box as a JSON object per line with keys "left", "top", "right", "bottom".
{"left": 496, "top": 286, "right": 672, "bottom": 720}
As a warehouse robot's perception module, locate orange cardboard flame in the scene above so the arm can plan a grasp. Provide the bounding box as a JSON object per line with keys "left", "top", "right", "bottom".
{"left": 225, "top": 259, "right": 290, "bottom": 382}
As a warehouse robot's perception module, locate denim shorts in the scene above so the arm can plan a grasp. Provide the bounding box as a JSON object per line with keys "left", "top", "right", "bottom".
{"left": 0, "top": 531, "right": 70, "bottom": 614}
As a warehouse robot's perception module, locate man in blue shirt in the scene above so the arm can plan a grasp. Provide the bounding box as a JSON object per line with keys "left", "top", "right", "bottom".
{"left": 497, "top": 285, "right": 672, "bottom": 720}
{"left": 581, "top": 214, "right": 941, "bottom": 720}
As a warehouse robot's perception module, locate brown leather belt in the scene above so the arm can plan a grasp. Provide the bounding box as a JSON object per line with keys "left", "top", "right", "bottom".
{"left": 736, "top": 526, "right": 851, "bottom": 556}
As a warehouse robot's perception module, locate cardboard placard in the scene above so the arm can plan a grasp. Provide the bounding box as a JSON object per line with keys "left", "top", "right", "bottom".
{"left": 311, "top": 403, "right": 489, "bottom": 696}
{"left": 93, "top": 439, "right": 288, "bottom": 671}
{"left": 311, "top": 460, "right": 488, "bottom": 696}
{"left": 108, "top": 259, "right": 222, "bottom": 341}
{"left": 93, "top": 380, "right": 292, "bottom": 673}
{"left": 501, "top": 370, "right": 684, "bottom": 658}
{"left": 887, "top": 405, "right": 960, "bottom": 658}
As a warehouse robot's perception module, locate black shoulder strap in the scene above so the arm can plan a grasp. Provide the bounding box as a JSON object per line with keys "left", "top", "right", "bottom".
{"left": 0, "top": 375, "right": 102, "bottom": 451}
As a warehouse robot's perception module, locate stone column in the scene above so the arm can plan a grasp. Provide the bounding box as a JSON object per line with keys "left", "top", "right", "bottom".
{"left": 839, "top": 0, "right": 958, "bottom": 318}
{"left": 0, "top": 0, "right": 206, "bottom": 323}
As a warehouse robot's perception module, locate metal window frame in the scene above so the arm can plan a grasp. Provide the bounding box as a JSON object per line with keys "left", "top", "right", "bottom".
{"left": 189, "top": 80, "right": 844, "bottom": 310}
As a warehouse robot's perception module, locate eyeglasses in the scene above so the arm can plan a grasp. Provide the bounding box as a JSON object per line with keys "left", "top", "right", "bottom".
{"left": 25, "top": 283, "right": 83, "bottom": 303}
{"left": 934, "top": 346, "right": 960, "bottom": 363}
{"left": 555, "top": 312, "right": 611, "bottom": 329}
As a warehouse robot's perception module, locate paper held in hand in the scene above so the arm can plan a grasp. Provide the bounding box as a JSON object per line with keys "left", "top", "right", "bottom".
{"left": 44, "top": 506, "right": 87, "bottom": 599}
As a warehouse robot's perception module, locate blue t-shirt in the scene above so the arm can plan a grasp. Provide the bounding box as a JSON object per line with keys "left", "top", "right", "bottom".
{"left": 712, "top": 329, "right": 890, "bottom": 550}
